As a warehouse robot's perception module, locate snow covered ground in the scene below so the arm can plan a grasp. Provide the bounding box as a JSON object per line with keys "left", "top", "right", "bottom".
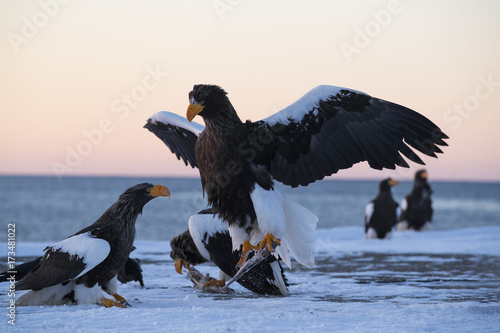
{"left": 2, "top": 226, "right": 499, "bottom": 332}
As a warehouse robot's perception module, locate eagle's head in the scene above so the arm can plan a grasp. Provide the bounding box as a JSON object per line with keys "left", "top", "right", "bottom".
{"left": 415, "top": 169, "right": 428, "bottom": 182}
{"left": 379, "top": 178, "right": 398, "bottom": 192}
{"left": 412, "top": 169, "right": 432, "bottom": 195}
{"left": 113, "top": 183, "right": 170, "bottom": 217}
{"left": 186, "top": 84, "right": 241, "bottom": 125}
{"left": 170, "top": 229, "right": 207, "bottom": 274}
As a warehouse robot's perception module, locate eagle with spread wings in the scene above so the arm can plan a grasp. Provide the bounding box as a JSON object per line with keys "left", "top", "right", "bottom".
{"left": 145, "top": 84, "right": 448, "bottom": 269}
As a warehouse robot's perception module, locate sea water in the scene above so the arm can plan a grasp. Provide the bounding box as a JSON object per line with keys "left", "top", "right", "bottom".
{"left": 1, "top": 175, "right": 499, "bottom": 242}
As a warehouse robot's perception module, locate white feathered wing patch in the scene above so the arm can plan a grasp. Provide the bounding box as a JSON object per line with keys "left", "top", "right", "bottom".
{"left": 147, "top": 111, "right": 205, "bottom": 135}
{"left": 188, "top": 213, "right": 228, "bottom": 261}
{"left": 51, "top": 232, "right": 111, "bottom": 279}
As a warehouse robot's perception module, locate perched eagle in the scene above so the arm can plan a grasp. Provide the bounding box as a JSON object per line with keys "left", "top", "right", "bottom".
{"left": 365, "top": 178, "right": 399, "bottom": 239}
{"left": 145, "top": 84, "right": 448, "bottom": 268}
{"left": 398, "top": 169, "right": 434, "bottom": 231}
{"left": 1, "top": 255, "right": 144, "bottom": 288}
{"left": 15, "top": 183, "right": 169, "bottom": 307}
{"left": 170, "top": 209, "right": 288, "bottom": 296}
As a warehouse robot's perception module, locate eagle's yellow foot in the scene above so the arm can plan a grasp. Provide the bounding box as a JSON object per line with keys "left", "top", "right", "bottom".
{"left": 203, "top": 278, "right": 225, "bottom": 288}
{"left": 237, "top": 240, "right": 261, "bottom": 267}
{"left": 259, "top": 233, "right": 281, "bottom": 252}
{"left": 113, "top": 293, "right": 127, "bottom": 303}
{"left": 174, "top": 259, "right": 191, "bottom": 274}
{"left": 100, "top": 297, "right": 128, "bottom": 308}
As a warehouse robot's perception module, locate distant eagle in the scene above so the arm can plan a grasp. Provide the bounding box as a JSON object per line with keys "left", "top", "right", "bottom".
{"left": 15, "top": 183, "right": 170, "bottom": 306}
{"left": 145, "top": 84, "right": 448, "bottom": 268}
{"left": 170, "top": 209, "right": 288, "bottom": 296}
{"left": 365, "top": 178, "right": 399, "bottom": 239}
{"left": 398, "top": 169, "right": 434, "bottom": 231}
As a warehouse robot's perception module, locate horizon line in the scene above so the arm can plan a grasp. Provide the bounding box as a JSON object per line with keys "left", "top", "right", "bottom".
{"left": 1, "top": 172, "right": 499, "bottom": 184}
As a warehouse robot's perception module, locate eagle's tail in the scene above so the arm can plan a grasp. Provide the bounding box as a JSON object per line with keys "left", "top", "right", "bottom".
{"left": 280, "top": 196, "right": 317, "bottom": 268}
{"left": 251, "top": 184, "right": 318, "bottom": 269}
{"left": 17, "top": 282, "right": 76, "bottom": 306}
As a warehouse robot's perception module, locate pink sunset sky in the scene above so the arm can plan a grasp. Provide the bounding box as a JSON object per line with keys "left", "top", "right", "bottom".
{"left": 1, "top": 1, "right": 499, "bottom": 182}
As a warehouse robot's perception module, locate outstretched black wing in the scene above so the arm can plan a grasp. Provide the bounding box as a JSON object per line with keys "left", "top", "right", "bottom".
{"left": 144, "top": 86, "right": 448, "bottom": 188}
{"left": 246, "top": 85, "right": 448, "bottom": 187}
{"left": 16, "top": 232, "right": 110, "bottom": 291}
{"left": 144, "top": 111, "right": 204, "bottom": 168}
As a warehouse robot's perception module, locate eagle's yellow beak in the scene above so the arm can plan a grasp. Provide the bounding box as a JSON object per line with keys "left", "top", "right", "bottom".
{"left": 148, "top": 185, "right": 171, "bottom": 198}
{"left": 389, "top": 179, "right": 399, "bottom": 187}
{"left": 187, "top": 103, "right": 204, "bottom": 122}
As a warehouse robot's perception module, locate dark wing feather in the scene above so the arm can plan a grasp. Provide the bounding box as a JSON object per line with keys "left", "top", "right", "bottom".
{"left": 16, "top": 249, "right": 87, "bottom": 291}
{"left": 118, "top": 258, "right": 144, "bottom": 287}
{"left": 144, "top": 111, "right": 204, "bottom": 168}
{"left": 0, "top": 256, "right": 42, "bottom": 282}
{"left": 250, "top": 86, "right": 448, "bottom": 187}
{"left": 16, "top": 233, "right": 110, "bottom": 291}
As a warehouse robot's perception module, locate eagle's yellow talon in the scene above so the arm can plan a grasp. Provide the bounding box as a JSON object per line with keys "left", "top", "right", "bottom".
{"left": 238, "top": 240, "right": 260, "bottom": 267}
{"left": 238, "top": 234, "right": 280, "bottom": 266}
{"left": 100, "top": 297, "right": 128, "bottom": 308}
{"left": 260, "top": 233, "right": 280, "bottom": 252}
{"left": 112, "top": 293, "right": 127, "bottom": 303}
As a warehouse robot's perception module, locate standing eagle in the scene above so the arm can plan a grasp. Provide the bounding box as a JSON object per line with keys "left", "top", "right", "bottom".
{"left": 145, "top": 84, "right": 448, "bottom": 268}
{"left": 170, "top": 209, "right": 288, "bottom": 295}
{"left": 365, "top": 178, "right": 399, "bottom": 239}
{"left": 398, "top": 169, "right": 434, "bottom": 231}
{"left": 15, "top": 183, "right": 170, "bottom": 307}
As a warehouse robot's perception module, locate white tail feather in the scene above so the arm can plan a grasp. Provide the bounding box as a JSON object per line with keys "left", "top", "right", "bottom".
{"left": 274, "top": 238, "right": 291, "bottom": 268}
{"left": 18, "top": 282, "right": 75, "bottom": 306}
{"left": 366, "top": 227, "right": 378, "bottom": 239}
{"left": 269, "top": 261, "right": 289, "bottom": 296}
{"left": 17, "top": 281, "right": 104, "bottom": 306}
{"left": 397, "top": 220, "right": 409, "bottom": 231}
{"left": 282, "top": 197, "right": 317, "bottom": 268}
{"left": 251, "top": 185, "right": 318, "bottom": 269}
